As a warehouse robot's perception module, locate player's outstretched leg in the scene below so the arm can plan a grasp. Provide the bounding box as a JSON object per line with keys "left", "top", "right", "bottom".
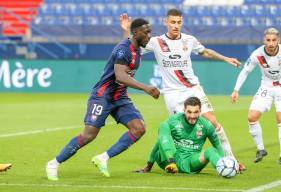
{"left": 92, "top": 119, "right": 145, "bottom": 177}
{"left": 203, "top": 111, "right": 246, "bottom": 172}
{"left": 46, "top": 134, "right": 85, "bottom": 180}
{"left": 0, "top": 163, "right": 12, "bottom": 172}
{"left": 46, "top": 125, "right": 99, "bottom": 180}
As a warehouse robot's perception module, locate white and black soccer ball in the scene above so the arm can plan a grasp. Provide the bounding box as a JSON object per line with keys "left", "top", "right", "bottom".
{"left": 216, "top": 156, "right": 238, "bottom": 178}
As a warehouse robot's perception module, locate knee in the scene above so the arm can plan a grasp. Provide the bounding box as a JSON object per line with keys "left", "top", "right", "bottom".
{"left": 81, "top": 125, "right": 99, "bottom": 144}
{"left": 130, "top": 123, "right": 146, "bottom": 138}
{"left": 248, "top": 114, "right": 258, "bottom": 123}
{"left": 205, "top": 147, "right": 217, "bottom": 155}
{"left": 80, "top": 133, "right": 96, "bottom": 145}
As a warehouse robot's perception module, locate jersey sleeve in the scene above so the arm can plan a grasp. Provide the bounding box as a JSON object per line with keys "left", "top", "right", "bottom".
{"left": 206, "top": 122, "right": 224, "bottom": 157}
{"left": 115, "top": 47, "right": 131, "bottom": 65}
{"left": 234, "top": 53, "right": 258, "bottom": 91}
{"left": 158, "top": 121, "right": 177, "bottom": 160}
{"left": 191, "top": 37, "right": 205, "bottom": 55}
{"left": 141, "top": 38, "right": 154, "bottom": 55}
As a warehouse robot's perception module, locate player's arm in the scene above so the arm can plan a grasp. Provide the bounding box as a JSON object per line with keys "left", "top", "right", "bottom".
{"left": 135, "top": 142, "right": 158, "bottom": 173}
{"left": 119, "top": 13, "right": 131, "bottom": 38}
{"left": 199, "top": 48, "right": 241, "bottom": 68}
{"left": 114, "top": 64, "right": 160, "bottom": 99}
{"left": 231, "top": 57, "right": 257, "bottom": 103}
{"left": 207, "top": 124, "right": 224, "bottom": 157}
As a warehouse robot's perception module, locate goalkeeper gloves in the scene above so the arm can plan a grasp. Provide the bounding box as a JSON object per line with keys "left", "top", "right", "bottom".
{"left": 165, "top": 159, "right": 178, "bottom": 174}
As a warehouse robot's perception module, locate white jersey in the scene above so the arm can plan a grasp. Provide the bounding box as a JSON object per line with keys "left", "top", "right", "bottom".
{"left": 142, "top": 33, "right": 205, "bottom": 93}
{"left": 234, "top": 45, "right": 281, "bottom": 91}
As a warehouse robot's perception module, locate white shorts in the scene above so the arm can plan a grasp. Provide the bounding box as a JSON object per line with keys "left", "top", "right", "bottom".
{"left": 163, "top": 85, "right": 214, "bottom": 115}
{"left": 250, "top": 86, "right": 281, "bottom": 113}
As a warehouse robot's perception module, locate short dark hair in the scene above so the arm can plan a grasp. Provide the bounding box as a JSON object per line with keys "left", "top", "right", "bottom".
{"left": 184, "top": 97, "right": 201, "bottom": 109}
{"left": 167, "top": 8, "right": 182, "bottom": 17}
{"left": 130, "top": 18, "right": 149, "bottom": 32}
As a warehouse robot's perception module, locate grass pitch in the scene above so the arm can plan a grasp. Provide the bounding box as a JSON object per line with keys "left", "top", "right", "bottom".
{"left": 0, "top": 93, "right": 281, "bottom": 192}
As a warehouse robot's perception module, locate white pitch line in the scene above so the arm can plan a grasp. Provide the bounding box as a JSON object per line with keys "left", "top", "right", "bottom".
{"left": 245, "top": 180, "right": 281, "bottom": 192}
{"left": 0, "top": 122, "right": 115, "bottom": 138}
{"left": 0, "top": 183, "right": 243, "bottom": 192}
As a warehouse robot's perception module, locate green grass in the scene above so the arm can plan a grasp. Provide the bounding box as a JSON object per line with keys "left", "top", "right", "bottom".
{"left": 0, "top": 93, "right": 281, "bottom": 192}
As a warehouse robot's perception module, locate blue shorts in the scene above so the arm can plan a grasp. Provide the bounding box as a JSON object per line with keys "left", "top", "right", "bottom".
{"left": 84, "top": 96, "right": 143, "bottom": 128}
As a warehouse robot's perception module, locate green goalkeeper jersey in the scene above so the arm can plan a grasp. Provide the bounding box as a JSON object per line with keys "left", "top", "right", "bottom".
{"left": 158, "top": 113, "right": 224, "bottom": 161}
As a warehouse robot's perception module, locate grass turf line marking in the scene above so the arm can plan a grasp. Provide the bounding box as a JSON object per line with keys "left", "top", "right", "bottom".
{"left": 0, "top": 122, "right": 115, "bottom": 138}
{"left": 0, "top": 183, "right": 243, "bottom": 191}
{"left": 245, "top": 180, "right": 281, "bottom": 192}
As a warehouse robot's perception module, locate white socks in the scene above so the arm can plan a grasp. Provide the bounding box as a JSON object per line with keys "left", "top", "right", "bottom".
{"left": 47, "top": 158, "right": 60, "bottom": 168}
{"left": 100, "top": 152, "right": 110, "bottom": 161}
{"left": 216, "top": 126, "right": 234, "bottom": 157}
{"left": 249, "top": 121, "right": 264, "bottom": 150}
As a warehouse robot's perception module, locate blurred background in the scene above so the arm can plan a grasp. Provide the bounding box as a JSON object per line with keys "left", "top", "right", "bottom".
{"left": 0, "top": 0, "right": 279, "bottom": 94}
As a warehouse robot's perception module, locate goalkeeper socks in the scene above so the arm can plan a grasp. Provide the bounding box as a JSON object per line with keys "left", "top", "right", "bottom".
{"left": 204, "top": 147, "right": 221, "bottom": 168}
{"left": 216, "top": 126, "right": 234, "bottom": 157}
{"left": 107, "top": 131, "right": 138, "bottom": 158}
{"left": 278, "top": 123, "right": 281, "bottom": 157}
{"left": 56, "top": 134, "right": 84, "bottom": 163}
{"left": 249, "top": 121, "right": 264, "bottom": 150}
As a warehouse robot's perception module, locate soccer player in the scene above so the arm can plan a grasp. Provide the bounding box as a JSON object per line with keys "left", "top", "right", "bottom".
{"left": 0, "top": 163, "right": 12, "bottom": 172}
{"left": 46, "top": 18, "right": 160, "bottom": 180}
{"left": 231, "top": 27, "right": 281, "bottom": 164}
{"left": 136, "top": 97, "right": 226, "bottom": 176}
{"left": 120, "top": 9, "right": 245, "bottom": 171}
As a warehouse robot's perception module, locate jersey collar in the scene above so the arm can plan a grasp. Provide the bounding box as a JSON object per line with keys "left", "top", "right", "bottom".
{"left": 165, "top": 33, "right": 182, "bottom": 40}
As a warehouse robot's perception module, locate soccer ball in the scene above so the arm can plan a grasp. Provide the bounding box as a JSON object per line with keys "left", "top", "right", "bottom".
{"left": 216, "top": 156, "right": 238, "bottom": 178}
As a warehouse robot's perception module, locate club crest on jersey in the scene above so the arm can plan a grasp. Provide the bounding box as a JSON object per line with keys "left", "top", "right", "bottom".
{"left": 196, "top": 130, "right": 202, "bottom": 138}
{"left": 91, "top": 115, "right": 97, "bottom": 121}
{"left": 181, "top": 39, "right": 188, "bottom": 51}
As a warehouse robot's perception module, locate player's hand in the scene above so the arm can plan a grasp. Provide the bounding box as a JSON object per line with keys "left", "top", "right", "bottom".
{"left": 165, "top": 163, "right": 178, "bottom": 174}
{"left": 225, "top": 57, "right": 241, "bottom": 68}
{"left": 119, "top": 13, "right": 131, "bottom": 32}
{"left": 231, "top": 90, "right": 239, "bottom": 103}
{"left": 134, "top": 162, "right": 153, "bottom": 173}
{"left": 144, "top": 86, "right": 160, "bottom": 99}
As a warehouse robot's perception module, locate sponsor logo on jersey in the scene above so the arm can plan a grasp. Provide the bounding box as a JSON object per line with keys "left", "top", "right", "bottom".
{"left": 169, "top": 54, "right": 181, "bottom": 59}
{"left": 117, "top": 50, "right": 125, "bottom": 59}
{"left": 162, "top": 59, "right": 188, "bottom": 68}
{"left": 173, "top": 139, "right": 200, "bottom": 149}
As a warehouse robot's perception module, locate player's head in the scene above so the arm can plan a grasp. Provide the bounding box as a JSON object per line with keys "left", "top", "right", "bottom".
{"left": 183, "top": 97, "right": 201, "bottom": 125}
{"left": 130, "top": 18, "right": 151, "bottom": 48}
{"left": 263, "top": 27, "right": 280, "bottom": 55}
{"left": 165, "top": 9, "right": 183, "bottom": 40}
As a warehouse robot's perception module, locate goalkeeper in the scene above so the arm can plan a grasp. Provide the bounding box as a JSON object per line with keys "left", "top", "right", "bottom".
{"left": 137, "top": 97, "right": 225, "bottom": 174}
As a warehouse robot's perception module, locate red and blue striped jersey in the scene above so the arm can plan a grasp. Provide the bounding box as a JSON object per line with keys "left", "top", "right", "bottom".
{"left": 91, "top": 39, "right": 141, "bottom": 101}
